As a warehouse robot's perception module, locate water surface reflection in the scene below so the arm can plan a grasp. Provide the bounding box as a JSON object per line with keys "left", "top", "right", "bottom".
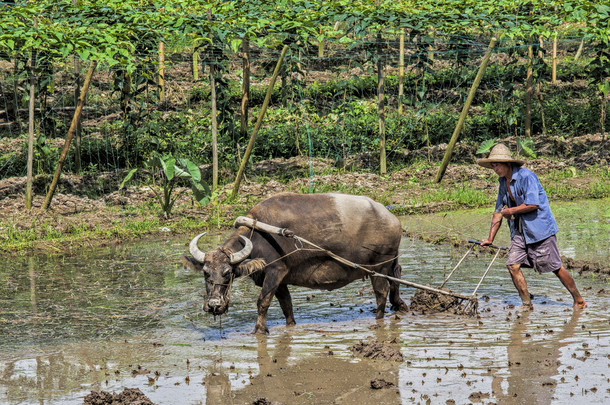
{"left": 0, "top": 200, "right": 608, "bottom": 404}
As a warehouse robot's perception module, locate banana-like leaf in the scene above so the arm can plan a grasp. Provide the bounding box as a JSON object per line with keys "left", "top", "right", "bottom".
{"left": 476, "top": 139, "right": 496, "bottom": 154}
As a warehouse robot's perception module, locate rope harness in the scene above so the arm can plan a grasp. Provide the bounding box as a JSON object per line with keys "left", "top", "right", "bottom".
{"left": 220, "top": 217, "right": 399, "bottom": 301}
{"left": 213, "top": 216, "right": 479, "bottom": 307}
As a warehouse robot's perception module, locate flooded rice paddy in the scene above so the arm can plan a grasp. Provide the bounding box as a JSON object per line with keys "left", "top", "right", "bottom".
{"left": 0, "top": 199, "right": 608, "bottom": 404}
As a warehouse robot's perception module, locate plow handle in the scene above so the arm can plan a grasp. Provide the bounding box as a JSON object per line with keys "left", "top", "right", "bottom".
{"left": 468, "top": 240, "right": 508, "bottom": 251}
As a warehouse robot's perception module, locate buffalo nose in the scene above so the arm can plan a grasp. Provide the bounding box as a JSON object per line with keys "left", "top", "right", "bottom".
{"left": 208, "top": 298, "right": 222, "bottom": 310}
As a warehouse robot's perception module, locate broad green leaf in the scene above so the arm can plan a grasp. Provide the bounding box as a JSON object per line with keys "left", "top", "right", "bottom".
{"left": 164, "top": 158, "right": 176, "bottom": 181}
{"left": 476, "top": 139, "right": 496, "bottom": 155}
{"left": 120, "top": 168, "right": 138, "bottom": 189}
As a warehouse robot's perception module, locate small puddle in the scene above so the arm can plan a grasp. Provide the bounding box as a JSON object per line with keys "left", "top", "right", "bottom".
{"left": 0, "top": 199, "right": 608, "bottom": 404}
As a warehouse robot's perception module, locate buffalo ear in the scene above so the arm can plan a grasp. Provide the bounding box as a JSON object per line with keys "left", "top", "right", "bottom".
{"left": 181, "top": 255, "right": 203, "bottom": 272}
{"left": 235, "top": 259, "right": 267, "bottom": 277}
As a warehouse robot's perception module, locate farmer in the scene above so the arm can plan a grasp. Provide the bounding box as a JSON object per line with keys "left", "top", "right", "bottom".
{"left": 477, "top": 143, "right": 587, "bottom": 310}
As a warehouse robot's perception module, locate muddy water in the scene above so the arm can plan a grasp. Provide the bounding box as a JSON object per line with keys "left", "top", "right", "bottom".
{"left": 0, "top": 199, "right": 608, "bottom": 404}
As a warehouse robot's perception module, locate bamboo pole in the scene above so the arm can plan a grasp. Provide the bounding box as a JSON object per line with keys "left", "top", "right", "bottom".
{"left": 231, "top": 45, "right": 289, "bottom": 198}
{"left": 318, "top": 28, "right": 324, "bottom": 58}
{"left": 74, "top": 56, "right": 82, "bottom": 173}
{"left": 574, "top": 38, "right": 584, "bottom": 60}
{"left": 72, "top": 0, "right": 81, "bottom": 173}
{"left": 12, "top": 56, "right": 20, "bottom": 126}
{"left": 398, "top": 29, "right": 405, "bottom": 114}
{"left": 192, "top": 46, "right": 199, "bottom": 82}
{"left": 25, "top": 52, "right": 36, "bottom": 210}
{"left": 525, "top": 45, "right": 533, "bottom": 138}
{"left": 240, "top": 39, "right": 250, "bottom": 143}
{"left": 210, "top": 63, "right": 218, "bottom": 191}
{"left": 42, "top": 61, "right": 97, "bottom": 210}
{"left": 552, "top": 32, "right": 558, "bottom": 84}
{"left": 427, "top": 26, "right": 434, "bottom": 62}
{"left": 434, "top": 37, "right": 497, "bottom": 183}
{"left": 158, "top": 41, "right": 165, "bottom": 103}
{"left": 377, "top": 32, "right": 386, "bottom": 175}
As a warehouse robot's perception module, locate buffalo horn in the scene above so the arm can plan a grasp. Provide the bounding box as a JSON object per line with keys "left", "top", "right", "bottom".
{"left": 189, "top": 232, "right": 207, "bottom": 263}
{"left": 230, "top": 235, "right": 253, "bottom": 264}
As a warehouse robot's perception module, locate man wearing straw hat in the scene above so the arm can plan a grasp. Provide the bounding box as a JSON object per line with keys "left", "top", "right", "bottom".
{"left": 478, "top": 144, "right": 587, "bottom": 310}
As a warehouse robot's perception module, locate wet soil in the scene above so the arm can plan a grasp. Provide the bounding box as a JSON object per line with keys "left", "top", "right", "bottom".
{"left": 409, "top": 288, "right": 471, "bottom": 314}
{"left": 349, "top": 338, "right": 404, "bottom": 362}
{"left": 83, "top": 388, "right": 155, "bottom": 405}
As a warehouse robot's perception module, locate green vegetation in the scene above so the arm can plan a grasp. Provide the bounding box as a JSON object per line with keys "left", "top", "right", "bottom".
{"left": 120, "top": 153, "right": 210, "bottom": 217}
{"left": 1, "top": 1, "right": 609, "bottom": 254}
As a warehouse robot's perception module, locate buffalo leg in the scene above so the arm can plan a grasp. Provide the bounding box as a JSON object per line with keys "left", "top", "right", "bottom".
{"left": 254, "top": 268, "right": 287, "bottom": 334}
{"left": 275, "top": 284, "right": 296, "bottom": 326}
{"left": 389, "top": 261, "right": 409, "bottom": 312}
{"left": 370, "top": 277, "right": 390, "bottom": 319}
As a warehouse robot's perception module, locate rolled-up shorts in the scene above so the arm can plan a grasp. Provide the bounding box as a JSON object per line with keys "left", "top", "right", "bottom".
{"left": 507, "top": 234, "right": 562, "bottom": 274}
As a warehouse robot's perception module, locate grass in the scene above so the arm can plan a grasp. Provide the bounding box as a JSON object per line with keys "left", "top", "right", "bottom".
{"left": 1, "top": 160, "right": 608, "bottom": 256}
{"left": 415, "top": 186, "right": 490, "bottom": 207}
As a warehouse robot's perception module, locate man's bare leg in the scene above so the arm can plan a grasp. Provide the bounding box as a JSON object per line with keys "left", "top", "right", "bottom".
{"left": 508, "top": 264, "right": 534, "bottom": 310}
{"left": 553, "top": 267, "right": 587, "bottom": 309}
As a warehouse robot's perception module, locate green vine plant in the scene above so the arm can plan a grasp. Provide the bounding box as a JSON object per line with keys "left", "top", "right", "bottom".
{"left": 120, "top": 152, "right": 210, "bottom": 218}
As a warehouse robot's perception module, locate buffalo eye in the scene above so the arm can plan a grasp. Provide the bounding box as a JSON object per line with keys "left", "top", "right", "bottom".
{"left": 221, "top": 267, "right": 232, "bottom": 277}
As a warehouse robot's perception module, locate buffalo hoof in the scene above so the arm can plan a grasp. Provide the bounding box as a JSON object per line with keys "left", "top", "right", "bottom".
{"left": 391, "top": 302, "right": 409, "bottom": 313}
{"left": 252, "top": 325, "right": 269, "bottom": 334}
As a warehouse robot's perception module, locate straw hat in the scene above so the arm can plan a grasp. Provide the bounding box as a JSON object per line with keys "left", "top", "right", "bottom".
{"left": 476, "top": 143, "right": 525, "bottom": 168}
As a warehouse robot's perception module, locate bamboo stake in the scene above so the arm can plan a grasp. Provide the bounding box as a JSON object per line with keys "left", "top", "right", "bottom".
{"left": 210, "top": 63, "right": 218, "bottom": 191}
{"left": 158, "top": 41, "right": 165, "bottom": 103}
{"left": 72, "top": 0, "right": 81, "bottom": 173}
{"left": 318, "top": 28, "right": 324, "bottom": 58}
{"left": 377, "top": 32, "right": 386, "bottom": 175}
{"left": 42, "top": 61, "right": 97, "bottom": 210}
{"left": 427, "top": 26, "right": 434, "bottom": 62}
{"left": 74, "top": 55, "right": 82, "bottom": 173}
{"left": 574, "top": 38, "right": 584, "bottom": 60}
{"left": 434, "top": 37, "right": 497, "bottom": 183}
{"left": 525, "top": 45, "right": 533, "bottom": 138}
{"left": 231, "top": 45, "right": 289, "bottom": 197}
{"left": 240, "top": 39, "right": 250, "bottom": 143}
{"left": 398, "top": 28, "right": 405, "bottom": 115}
{"left": 192, "top": 46, "right": 199, "bottom": 82}
{"left": 25, "top": 51, "right": 36, "bottom": 210}
{"left": 552, "top": 32, "right": 558, "bottom": 84}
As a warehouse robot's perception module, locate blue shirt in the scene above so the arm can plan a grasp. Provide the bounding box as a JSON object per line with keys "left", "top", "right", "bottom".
{"left": 494, "top": 166, "right": 558, "bottom": 244}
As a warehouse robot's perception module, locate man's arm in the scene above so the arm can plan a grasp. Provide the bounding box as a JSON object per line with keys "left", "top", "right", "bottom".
{"left": 482, "top": 211, "right": 503, "bottom": 246}
{"left": 500, "top": 203, "right": 538, "bottom": 219}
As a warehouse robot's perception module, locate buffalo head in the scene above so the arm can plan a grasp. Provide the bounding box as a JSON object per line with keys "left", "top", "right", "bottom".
{"left": 183, "top": 232, "right": 257, "bottom": 316}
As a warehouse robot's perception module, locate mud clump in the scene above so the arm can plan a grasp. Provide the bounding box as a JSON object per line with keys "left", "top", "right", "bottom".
{"left": 370, "top": 378, "right": 395, "bottom": 389}
{"left": 562, "top": 256, "right": 610, "bottom": 278}
{"left": 252, "top": 398, "right": 272, "bottom": 405}
{"left": 468, "top": 391, "right": 490, "bottom": 401}
{"left": 83, "top": 388, "right": 155, "bottom": 405}
{"left": 410, "top": 288, "right": 475, "bottom": 315}
{"left": 349, "top": 339, "right": 404, "bottom": 362}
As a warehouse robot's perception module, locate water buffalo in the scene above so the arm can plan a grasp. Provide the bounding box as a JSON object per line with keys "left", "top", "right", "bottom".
{"left": 182, "top": 192, "right": 408, "bottom": 333}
